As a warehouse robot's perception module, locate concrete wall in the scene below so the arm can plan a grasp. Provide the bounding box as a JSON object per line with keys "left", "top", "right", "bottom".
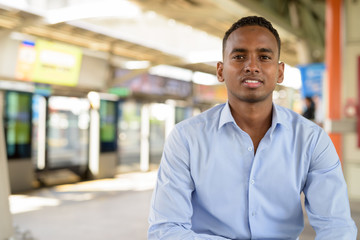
{"left": 0, "top": 32, "right": 19, "bottom": 78}
{"left": 343, "top": 0, "right": 360, "bottom": 200}
{"left": 78, "top": 54, "right": 108, "bottom": 90}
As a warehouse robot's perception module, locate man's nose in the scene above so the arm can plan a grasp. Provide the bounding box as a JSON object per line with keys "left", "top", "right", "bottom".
{"left": 244, "top": 57, "right": 260, "bottom": 73}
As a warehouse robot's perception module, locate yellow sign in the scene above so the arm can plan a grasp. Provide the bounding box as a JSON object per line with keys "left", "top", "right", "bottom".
{"left": 17, "top": 39, "right": 83, "bottom": 86}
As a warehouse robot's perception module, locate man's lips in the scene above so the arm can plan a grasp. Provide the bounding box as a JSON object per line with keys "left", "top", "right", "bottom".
{"left": 242, "top": 78, "right": 263, "bottom": 88}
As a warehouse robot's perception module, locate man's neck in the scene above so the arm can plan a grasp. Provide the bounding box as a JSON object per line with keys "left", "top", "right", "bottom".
{"left": 229, "top": 100, "right": 273, "bottom": 153}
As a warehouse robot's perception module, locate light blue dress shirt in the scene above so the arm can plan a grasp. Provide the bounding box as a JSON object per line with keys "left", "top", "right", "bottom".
{"left": 148, "top": 102, "right": 357, "bottom": 240}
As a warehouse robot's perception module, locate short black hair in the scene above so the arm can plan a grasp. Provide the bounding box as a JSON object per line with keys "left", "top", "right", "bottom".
{"left": 222, "top": 16, "right": 281, "bottom": 57}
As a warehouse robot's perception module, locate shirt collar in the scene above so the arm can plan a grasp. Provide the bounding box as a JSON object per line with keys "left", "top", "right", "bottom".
{"left": 271, "top": 104, "right": 289, "bottom": 131}
{"left": 218, "top": 101, "right": 289, "bottom": 131}
{"left": 218, "top": 101, "right": 236, "bottom": 129}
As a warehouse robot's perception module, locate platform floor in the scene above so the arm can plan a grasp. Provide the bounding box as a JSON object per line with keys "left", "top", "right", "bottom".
{"left": 9, "top": 171, "right": 360, "bottom": 240}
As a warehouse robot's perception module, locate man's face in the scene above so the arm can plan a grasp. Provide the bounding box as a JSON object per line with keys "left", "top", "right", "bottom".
{"left": 217, "top": 26, "right": 284, "bottom": 105}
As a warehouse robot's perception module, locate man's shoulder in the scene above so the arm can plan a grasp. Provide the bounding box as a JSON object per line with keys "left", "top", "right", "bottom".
{"left": 274, "top": 104, "right": 322, "bottom": 132}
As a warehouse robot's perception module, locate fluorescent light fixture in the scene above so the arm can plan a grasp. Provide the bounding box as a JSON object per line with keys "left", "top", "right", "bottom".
{"left": 123, "top": 61, "right": 150, "bottom": 70}
{"left": 281, "top": 64, "right": 302, "bottom": 89}
{"left": 185, "top": 49, "right": 222, "bottom": 64}
{"left": 0, "top": 0, "right": 28, "bottom": 11}
{"left": 45, "top": 0, "right": 141, "bottom": 24}
{"left": 192, "top": 71, "right": 219, "bottom": 85}
{"left": 149, "top": 65, "right": 193, "bottom": 82}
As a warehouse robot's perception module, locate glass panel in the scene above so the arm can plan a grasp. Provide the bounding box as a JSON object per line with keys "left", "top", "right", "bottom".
{"left": 100, "top": 100, "right": 117, "bottom": 152}
{"left": 117, "top": 101, "right": 141, "bottom": 172}
{"left": 149, "top": 103, "right": 167, "bottom": 168}
{"left": 47, "top": 96, "right": 90, "bottom": 168}
{"left": 4, "top": 91, "right": 32, "bottom": 159}
{"left": 175, "top": 106, "right": 192, "bottom": 124}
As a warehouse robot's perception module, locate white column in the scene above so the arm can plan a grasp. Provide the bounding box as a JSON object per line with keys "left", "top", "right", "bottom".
{"left": 0, "top": 91, "right": 14, "bottom": 239}
{"left": 36, "top": 96, "right": 47, "bottom": 170}
{"left": 88, "top": 92, "right": 100, "bottom": 177}
{"left": 165, "top": 100, "right": 176, "bottom": 138}
{"left": 140, "top": 104, "right": 150, "bottom": 172}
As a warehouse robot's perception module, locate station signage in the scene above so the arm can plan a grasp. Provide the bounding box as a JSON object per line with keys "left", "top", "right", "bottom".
{"left": 115, "top": 71, "right": 192, "bottom": 98}
{"left": 298, "top": 63, "right": 325, "bottom": 98}
{"left": 15, "top": 39, "right": 83, "bottom": 86}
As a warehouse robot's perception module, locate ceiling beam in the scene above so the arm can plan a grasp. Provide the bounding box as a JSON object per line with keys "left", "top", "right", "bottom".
{"left": 208, "top": 0, "right": 304, "bottom": 39}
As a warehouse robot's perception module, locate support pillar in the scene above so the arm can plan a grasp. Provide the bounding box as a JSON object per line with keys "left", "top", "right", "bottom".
{"left": 0, "top": 91, "right": 14, "bottom": 239}
{"left": 326, "top": 0, "right": 343, "bottom": 161}
{"left": 140, "top": 104, "right": 150, "bottom": 172}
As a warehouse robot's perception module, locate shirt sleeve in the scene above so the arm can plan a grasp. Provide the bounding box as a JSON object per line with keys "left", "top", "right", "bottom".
{"left": 303, "top": 129, "right": 358, "bottom": 239}
{"left": 148, "top": 126, "right": 230, "bottom": 240}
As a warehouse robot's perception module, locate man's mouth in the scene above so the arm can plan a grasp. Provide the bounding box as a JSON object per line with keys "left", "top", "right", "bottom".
{"left": 243, "top": 79, "right": 263, "bottom": 88}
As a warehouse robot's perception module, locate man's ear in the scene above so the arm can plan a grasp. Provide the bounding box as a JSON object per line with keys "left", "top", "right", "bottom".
{"left": 217, "top": 62, "right": 225, "bottom": 83}
{"left": 277, "top": 62, "right": 285, "bottom": 84}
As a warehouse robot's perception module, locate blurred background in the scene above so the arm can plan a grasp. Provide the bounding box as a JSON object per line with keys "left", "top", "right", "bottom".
{"left": 0, "top": 0, "right": 359, "bottom": 239}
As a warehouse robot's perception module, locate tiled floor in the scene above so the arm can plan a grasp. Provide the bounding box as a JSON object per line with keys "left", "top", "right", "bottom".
{"left": 9, "top": 171, "right": 359, "bottom": 240}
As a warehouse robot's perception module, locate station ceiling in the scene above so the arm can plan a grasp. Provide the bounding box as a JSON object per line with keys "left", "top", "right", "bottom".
{"left": 0, "top": 0, "right": 325, "bottom": 91}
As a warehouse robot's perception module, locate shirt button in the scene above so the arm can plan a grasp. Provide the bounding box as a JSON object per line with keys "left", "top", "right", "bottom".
{"left": 248, "top": 147, "right": 253, "bottom": 151}
{"left": 250, "top": 179, "right": 255, "bottom": 184}
{"left": 252, "top": 212, "right": 256, "bottom": 217}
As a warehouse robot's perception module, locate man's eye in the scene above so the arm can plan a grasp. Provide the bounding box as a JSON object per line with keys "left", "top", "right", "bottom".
{"left": 260, "top": 55, "right": 271, "bottom": 60}
{"left": 233, "top": 55, "right": 245, "bottom": 60}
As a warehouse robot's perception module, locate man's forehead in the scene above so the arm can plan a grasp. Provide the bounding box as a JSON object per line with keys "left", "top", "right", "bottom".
{"left": 228, "top": 26, "right": 276, "bottom": 42}
{"left": 225, "top": 26, "right": 278, "bottom": 51}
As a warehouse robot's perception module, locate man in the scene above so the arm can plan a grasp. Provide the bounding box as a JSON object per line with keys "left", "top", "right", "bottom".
{"left": 302, "top": 96, "right": 316, "bottom": 120}
{"left": 148, "top": 16, "right": 357, "bottom": 239}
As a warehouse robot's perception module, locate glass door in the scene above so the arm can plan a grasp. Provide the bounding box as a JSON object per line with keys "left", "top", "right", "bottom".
{"left": 149, "top": 103, "right": 169, "bottom": 169}
{"left": 117, "top": 100, "right": 141, "bottom": 172}
{"left": 47, "top": 96, "right": 90, "bottom": 171}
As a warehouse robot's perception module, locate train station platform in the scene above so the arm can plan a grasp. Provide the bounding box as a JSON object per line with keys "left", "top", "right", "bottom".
{"left": 8, "top": 171, "right": 360, "bottom": 240}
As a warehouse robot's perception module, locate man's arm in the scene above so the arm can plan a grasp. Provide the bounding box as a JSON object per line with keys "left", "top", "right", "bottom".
{"left": 148, "top": 126, "right": 230, "bottom": 240}
{"left": 303, "top": 130, "right": 357, "bottom": 239}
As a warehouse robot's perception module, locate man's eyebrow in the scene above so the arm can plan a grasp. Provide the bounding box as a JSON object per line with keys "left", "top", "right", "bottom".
{"left": 230, "top": 48, "right": 247, "bottom": 54}
{"left": 230, "top": 48, "right": 275, "bottom": 54}
{"left": 258, "top": 48, "right": 274, "bottom": 54}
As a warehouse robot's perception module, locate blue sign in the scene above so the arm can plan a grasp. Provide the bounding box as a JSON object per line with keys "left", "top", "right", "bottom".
{"left": 298, "top": 63, "right": 325, "bottom": 97}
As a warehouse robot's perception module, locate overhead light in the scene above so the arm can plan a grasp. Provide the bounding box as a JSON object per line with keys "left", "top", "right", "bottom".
{"left": 44, "top": 0, "right": 142, "bottom": 24}
{"left": 0, "top": 0, "right": 28, "bottom": 11}
{"left": 149, "top": 65, "right": 193, "bottom": 82}
{"left": 122, "top": 61, "right": 150, "bottom": 70}
{"left": 185, "top": 49, "right": 222, "bottom": 64}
